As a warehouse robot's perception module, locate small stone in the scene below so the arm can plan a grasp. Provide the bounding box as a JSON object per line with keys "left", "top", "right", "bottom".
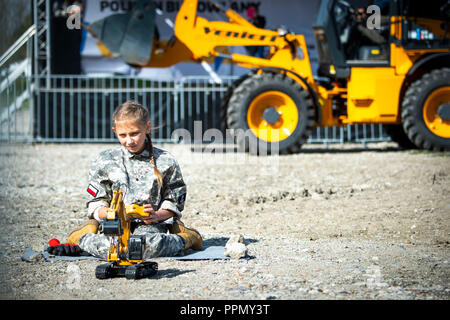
{"left": 29, "top": 252, "right": 44, "bottom": 262}
{"left": 224, "top": 242, "right": 248, "bottom": 259}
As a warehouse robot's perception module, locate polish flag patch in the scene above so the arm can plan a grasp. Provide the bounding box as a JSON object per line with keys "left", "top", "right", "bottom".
{"left": 87, "top": 184, "right": 99, "bottom": 197}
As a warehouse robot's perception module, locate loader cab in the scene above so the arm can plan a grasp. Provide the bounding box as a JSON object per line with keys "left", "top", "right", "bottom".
{"left": 312, "top": 0, "right": 450, "bottom": 79}
{"left": 313, "top": 0, "right": 391, "bottom": 79}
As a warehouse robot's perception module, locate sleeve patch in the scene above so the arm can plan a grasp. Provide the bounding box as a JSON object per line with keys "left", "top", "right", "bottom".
{"left": 87, "top": 184, "right": 99, "bottom": 197}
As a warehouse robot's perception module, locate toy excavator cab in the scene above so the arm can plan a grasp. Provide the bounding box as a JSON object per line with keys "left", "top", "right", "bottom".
{"left": 95, "top": 190, "right": 158, "bottom": 280}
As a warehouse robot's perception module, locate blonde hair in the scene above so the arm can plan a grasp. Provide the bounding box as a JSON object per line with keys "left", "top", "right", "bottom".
{"left": 113, "top": 100, "right": 163, "bottom": 186}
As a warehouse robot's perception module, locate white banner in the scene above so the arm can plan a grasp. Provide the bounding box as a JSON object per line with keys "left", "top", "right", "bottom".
{"left": 80, "top": 0, "right": 320, "bottom": 79}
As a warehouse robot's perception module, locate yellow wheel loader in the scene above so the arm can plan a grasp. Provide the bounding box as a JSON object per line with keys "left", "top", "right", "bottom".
{"left": 86, "top": 0, "right": 450, "bottom": 153}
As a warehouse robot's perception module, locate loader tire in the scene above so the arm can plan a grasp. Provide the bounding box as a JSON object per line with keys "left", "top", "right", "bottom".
{"left": 226, "top": 72, "right": 315, "bottom": 155}
{"left": 383, "top": 124, "right": 417, "bottom": 150}
{"left": 220, "top": 73, "right": 253, "bottom": 130}
{"left": 401, "top": 68, "right": 450, "bottom": 151}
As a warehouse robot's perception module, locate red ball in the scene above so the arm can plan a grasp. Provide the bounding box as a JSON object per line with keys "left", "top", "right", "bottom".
{"left": 48, "top": 238, "right": 60, "bottom": 247}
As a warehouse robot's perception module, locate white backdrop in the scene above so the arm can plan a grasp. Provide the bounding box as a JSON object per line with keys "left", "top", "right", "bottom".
{"left": 80, "top": 0, "right": 320, "bottom": 79}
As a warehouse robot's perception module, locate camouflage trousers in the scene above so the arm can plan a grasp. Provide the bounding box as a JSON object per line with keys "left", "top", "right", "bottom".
{"left": 78, "top": 222, "right": 185, "bottom": 259}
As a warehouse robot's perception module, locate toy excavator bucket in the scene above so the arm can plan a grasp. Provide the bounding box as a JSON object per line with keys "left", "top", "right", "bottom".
{"left": 86, "top": 0, "right": 156, "bottom": 66}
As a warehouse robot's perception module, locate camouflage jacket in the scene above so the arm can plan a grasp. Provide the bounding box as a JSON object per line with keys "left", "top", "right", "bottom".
{"left": 86, "top": 141, "right": 186, "bottom": 222}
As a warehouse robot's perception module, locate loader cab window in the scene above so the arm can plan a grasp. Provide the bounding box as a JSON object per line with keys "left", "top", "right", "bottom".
{"left": 313, "top": 0, "right": 390, "bottom": 79}
{"left": 333, "top": 0, "right": 390, "bottom": 64}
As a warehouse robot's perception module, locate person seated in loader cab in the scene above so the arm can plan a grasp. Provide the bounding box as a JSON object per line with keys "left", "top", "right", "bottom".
{"left": 335, "top": 0, "right": 390, "bottom": 61}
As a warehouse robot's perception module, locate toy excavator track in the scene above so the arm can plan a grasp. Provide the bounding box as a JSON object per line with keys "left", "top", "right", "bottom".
{"left": 95, "top": 261, "right": 158, "bottom": 280}
{"left": 125, "top": 261, "right": 158, "bottom": 279}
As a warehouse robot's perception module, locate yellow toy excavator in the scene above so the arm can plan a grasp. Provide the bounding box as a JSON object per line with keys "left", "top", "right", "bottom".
{"left": 85, "top": 0, "right": 450, "bottom": 153}
{"left": 95, "top": 190, "right": 158, "bottom": 280}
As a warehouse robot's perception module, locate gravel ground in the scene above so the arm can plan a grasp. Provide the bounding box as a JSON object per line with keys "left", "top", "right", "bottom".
{"left": 0, "top": 142, "right": 449, "bottom": 300}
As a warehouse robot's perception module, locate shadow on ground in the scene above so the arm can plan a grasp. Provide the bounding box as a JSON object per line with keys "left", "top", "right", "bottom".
{"left": 203, "top": 237, "right": 258, "bottom": 247}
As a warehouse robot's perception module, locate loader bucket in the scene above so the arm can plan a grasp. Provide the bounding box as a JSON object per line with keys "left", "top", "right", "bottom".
{"left": 87, "top": 0, "right": 156, "bottom": 66}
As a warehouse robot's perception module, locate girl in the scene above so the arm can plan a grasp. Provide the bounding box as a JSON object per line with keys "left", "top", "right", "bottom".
{"left": 66, "top": 101, "right": 202, "bottom": 259}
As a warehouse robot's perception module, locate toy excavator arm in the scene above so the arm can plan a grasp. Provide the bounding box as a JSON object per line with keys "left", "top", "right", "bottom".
{"left": 103, "top": 190, "right": 127, "bottom": 261}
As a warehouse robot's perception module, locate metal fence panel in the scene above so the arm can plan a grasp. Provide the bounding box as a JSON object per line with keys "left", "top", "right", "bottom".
{"left": 0, "top": 73, "right": 34, "bottom": 143}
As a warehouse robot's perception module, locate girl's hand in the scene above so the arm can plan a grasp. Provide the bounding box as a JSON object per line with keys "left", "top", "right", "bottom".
{"left": 141, "top": 204, "right": 174, "bottom": 224}
{"left": 143, "top": 203, "right": 156, "bottom": 215}
{"left": 141, "top": 204, "right": 157, "bottom": 224}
